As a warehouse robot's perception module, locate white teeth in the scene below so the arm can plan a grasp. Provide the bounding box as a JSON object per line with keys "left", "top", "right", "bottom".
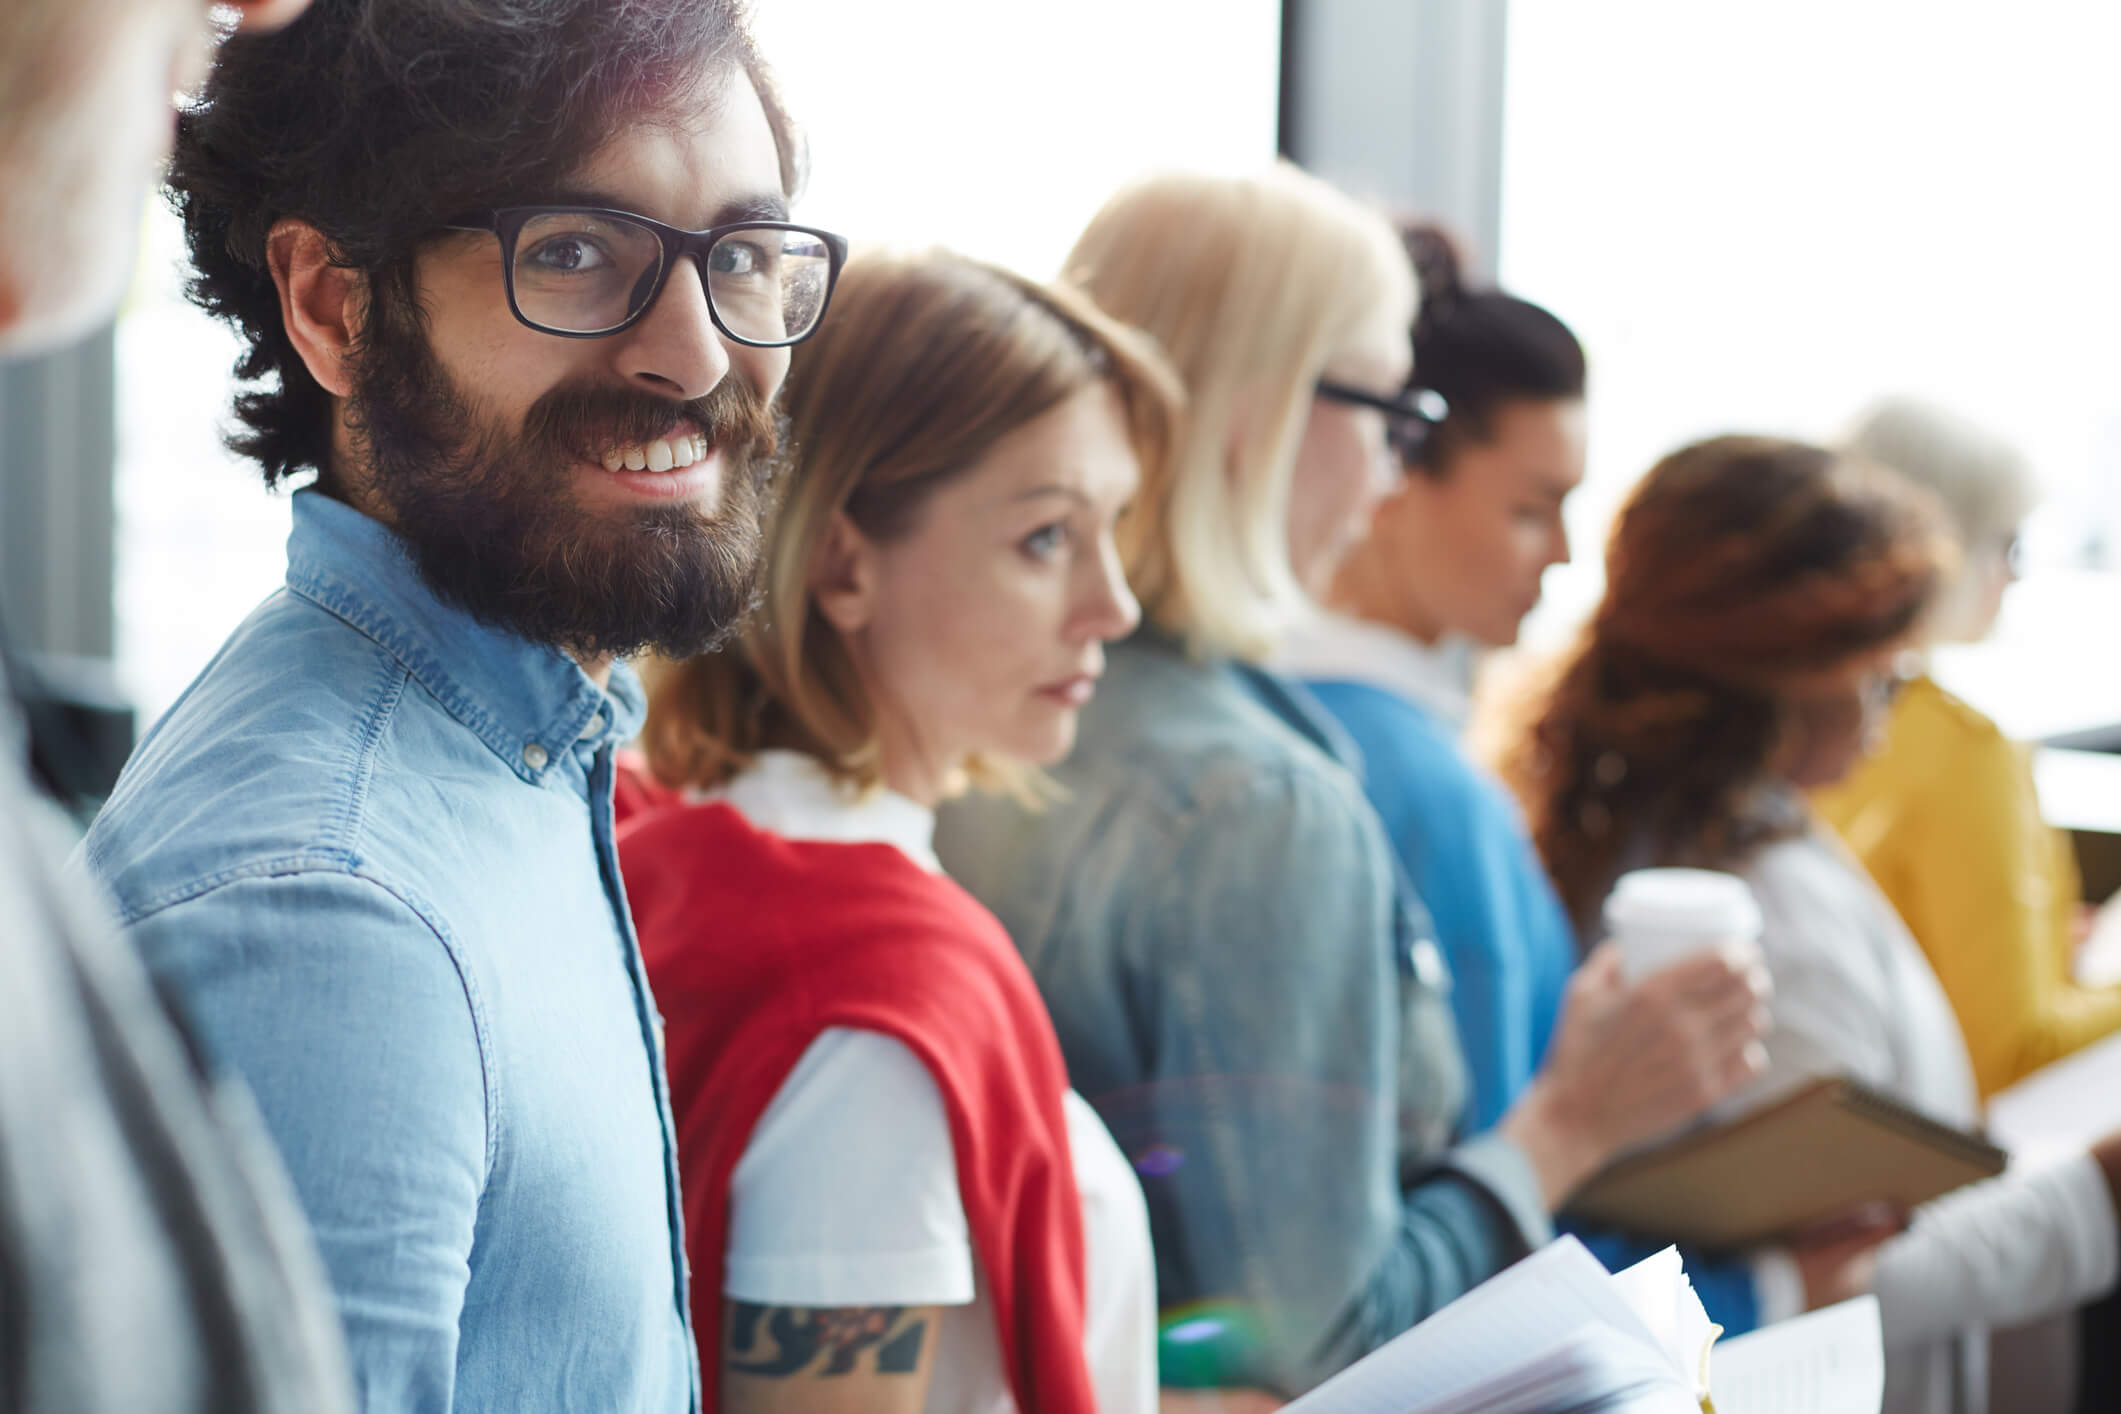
{"left": 601, "top": 436, "right": 708, "bottom": 473}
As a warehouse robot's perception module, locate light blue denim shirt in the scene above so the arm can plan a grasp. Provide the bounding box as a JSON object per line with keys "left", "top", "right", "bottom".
{"left": 935, "top": 631, "right": 1550, "bottom": 1397}
{"left": 79, "top": 491, "right": 696, "bottom": 1414}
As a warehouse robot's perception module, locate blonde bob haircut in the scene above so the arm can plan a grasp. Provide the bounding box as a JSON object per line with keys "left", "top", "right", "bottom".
{"left": 1066, "top": 163, "right": 1416, "bottom": 661}
{"left": 643, "top": 247, "right": 1183, "bottom": 798}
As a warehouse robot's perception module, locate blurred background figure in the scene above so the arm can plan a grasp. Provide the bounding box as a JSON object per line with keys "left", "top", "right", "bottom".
{"left": 1813, "top": 397, "right": 2121, "bottom": 1099}
{"left": 1279, "top": 226, "right": 1798, "bottom": 1337}
{"left": 1286, "top": 222, "right": 1584, "bottom": 734}
{"left": 1282, "top": 221, "right": 1587, "bottom": 1134}
{"left": 940, "top": 166, "right": 1768, "bottom": 1401}
{"left": 1509, "top": 434, "right": 2121, "bottom": 1414}
{"left": 1, "top": 1, "right": 353, "bottom": 1412}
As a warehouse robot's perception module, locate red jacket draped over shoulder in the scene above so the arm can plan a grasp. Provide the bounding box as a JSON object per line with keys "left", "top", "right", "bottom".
{"left": 616, "top": 769, "right": 1095, "bottom": 1414}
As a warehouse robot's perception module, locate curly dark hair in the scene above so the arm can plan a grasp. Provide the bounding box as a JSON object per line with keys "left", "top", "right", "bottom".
{"left": 1500, "top": 435, "right": 1952, "bottom": 935}
{"left": 170, "top": 0, "right": 801, "bottom": 488}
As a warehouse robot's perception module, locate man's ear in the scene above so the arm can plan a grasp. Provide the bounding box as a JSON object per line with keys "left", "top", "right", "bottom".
{"left": 265, "top": 218, "right": 361, "bottom": 399}
{"left": 809, "top": 511, "right": 879, "bottom": 636}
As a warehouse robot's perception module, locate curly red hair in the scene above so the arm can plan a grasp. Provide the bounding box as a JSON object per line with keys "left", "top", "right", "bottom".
{"left": 1501, "top": 435, "right": 1953, "bottom": 934}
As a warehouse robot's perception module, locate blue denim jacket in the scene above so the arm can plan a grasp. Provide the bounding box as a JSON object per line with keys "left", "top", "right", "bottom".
{"left": 935, "top": 631, "right": 1550, "bottom": 1396}
{"left": 80, "top": 492, "right": 696, "bottom": 1413}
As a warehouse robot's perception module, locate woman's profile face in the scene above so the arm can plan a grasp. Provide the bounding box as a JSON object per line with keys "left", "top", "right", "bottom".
{"left": 1284, "top": 319, "right": 1413, "bottom": 596}
{"left": 827, "top": 381, "right": 1143, "bottom": 794}
{"left": 1361, "top": 397, "right": 1588, "bottom": 647}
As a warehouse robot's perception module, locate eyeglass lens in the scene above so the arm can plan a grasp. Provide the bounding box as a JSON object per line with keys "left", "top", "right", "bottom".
{"left": 510, "top": 211, "right": 832, "bottom": 342}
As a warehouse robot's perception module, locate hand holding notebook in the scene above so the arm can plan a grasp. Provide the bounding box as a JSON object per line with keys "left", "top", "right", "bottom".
{"left": 1564, "top": 1076, "right": 2006, "bottom": 1249}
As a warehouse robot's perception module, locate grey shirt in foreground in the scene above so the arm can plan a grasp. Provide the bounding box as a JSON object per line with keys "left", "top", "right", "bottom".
{"left": 0, "top": 666, "right": 353, "bottom": 1414}
{"left": 937, "top": 631, "right": 1549, "bottom": 1397}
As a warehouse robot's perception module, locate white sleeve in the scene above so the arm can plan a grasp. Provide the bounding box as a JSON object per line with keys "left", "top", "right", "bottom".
{"left": 724, "top": 1027, "right": 976, "bottom": 1308}
{"left": 1871, "top": 1153, "right": 2119, "bottom": 1348}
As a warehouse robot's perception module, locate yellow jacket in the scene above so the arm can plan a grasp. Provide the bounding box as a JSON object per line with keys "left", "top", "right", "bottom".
{"left": 1813, "top": 674, "right": 2119, "bottom": 1098}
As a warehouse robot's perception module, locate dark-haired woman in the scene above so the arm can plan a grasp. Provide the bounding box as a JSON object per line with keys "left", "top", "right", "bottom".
{"left": 1506, "top": 434, "right": 2121, "bottom": 1414}
{"left": 1280, "top": 231, "right": 1786, "bottom": 1333}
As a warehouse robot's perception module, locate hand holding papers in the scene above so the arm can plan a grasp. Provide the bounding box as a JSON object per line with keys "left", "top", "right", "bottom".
{"left": 1278, "top": 1237, "right": 1882, "bottom": 1414}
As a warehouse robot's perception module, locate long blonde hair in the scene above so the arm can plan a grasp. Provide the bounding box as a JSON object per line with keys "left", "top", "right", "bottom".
{"left": 1065, "top": 163, "right": 1414, "bottom": 661}
{"left": 644, "top": 247, "right": 1183, "bottom": 796}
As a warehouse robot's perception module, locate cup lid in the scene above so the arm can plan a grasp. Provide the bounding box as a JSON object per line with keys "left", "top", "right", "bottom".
{"left": 1603, "top": 867, "right": 1764, "bottom": 938}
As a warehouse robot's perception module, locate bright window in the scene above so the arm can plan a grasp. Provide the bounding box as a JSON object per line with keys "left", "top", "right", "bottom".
{"left": 1501, "top": 0, "right": 2121, "bottom": 737}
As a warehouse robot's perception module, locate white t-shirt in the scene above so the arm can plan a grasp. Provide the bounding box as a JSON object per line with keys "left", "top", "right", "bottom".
{"left": 715, "top": 752, "right": 1158, "bottom": 1414}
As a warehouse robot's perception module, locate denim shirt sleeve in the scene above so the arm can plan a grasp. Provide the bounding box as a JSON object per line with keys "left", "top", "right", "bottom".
{"left": 1123, "top": 762, "right": 1544, "bottom": 1393}
{"left": 124, "top": 871, "right": 487, "bottom": 1413}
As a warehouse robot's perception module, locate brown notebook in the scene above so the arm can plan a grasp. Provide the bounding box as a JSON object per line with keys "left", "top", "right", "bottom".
{"left": 1563, "top": 1076, "right": 2007, "bottom": 1249}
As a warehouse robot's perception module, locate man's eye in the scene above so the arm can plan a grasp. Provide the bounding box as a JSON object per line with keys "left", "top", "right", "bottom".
{"left": 710, "top": 241, "right": 770, "bottom": 278}
{"left": 524, "top": 236, "right": 612, "bottom": 273}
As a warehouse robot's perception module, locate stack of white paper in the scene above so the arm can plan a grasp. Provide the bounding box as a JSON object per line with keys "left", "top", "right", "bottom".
{"left": 1278, "top": 1237, "right": 1883, "bottom": 1414}
{"left": 1713, "top": 1300, "right": 1887, "bottom": 1414}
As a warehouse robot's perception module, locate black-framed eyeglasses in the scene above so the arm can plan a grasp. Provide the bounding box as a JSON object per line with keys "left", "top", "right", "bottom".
{"left": 443, "top": 206, "right": 849, "bottom": 346}
{"left": 1315, "top": 379, "right": 1451, "bottom": 464}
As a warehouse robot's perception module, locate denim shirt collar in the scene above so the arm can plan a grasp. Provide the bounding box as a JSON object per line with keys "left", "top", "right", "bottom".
{"left": 1227, "top": 659, "right": 1371, "bottom": 783}
{"left": 1125, "top": 623, "right": 1370, "bottom": 780}
{"left": 282, "top": 490, "right": 644, "bottom": 784}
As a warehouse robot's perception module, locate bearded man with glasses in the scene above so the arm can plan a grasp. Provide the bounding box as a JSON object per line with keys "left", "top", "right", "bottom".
{"left": 78, "top": 2, "right": 845, "bottom": 1409}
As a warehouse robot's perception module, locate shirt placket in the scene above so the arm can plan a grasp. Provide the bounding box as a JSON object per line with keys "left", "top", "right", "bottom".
{"left": 584, "top": 736, "right": 701, "bottom": 1410}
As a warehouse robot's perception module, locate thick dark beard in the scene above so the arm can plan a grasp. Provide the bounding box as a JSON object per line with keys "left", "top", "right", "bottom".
{"left": 342, "top": 304, "right": 780, "bottom": 661}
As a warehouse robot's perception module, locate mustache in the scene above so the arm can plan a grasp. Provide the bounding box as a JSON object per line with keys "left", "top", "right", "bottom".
{"left": 521, "top": 376, "right": 780, "bottom": 468}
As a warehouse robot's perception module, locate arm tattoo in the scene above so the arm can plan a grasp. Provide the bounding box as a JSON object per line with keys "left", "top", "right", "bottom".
{"left": 726, "top": 1302, "right": 930, "bottom": 1378}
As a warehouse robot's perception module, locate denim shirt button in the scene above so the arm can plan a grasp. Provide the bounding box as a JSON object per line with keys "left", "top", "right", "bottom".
{"left": 522, "top": 742, "right": 549, "bottom": 771}
{"left": 580, "top": 712, "right": 606, "bottom": 740}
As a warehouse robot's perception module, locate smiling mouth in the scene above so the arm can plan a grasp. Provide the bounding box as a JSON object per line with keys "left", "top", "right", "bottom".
{"left": 598, "top": 432, "right": 710, "bottom": 473}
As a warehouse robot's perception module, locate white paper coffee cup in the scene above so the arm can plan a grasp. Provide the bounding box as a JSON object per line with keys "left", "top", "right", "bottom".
{"left": 1603, "top": 868, "right": 1764, "bottom": 984}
